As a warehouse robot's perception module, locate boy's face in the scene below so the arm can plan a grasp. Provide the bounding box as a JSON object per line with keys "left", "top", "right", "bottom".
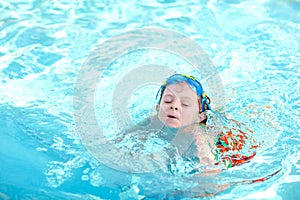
{"left": 157, "top": 82, "right": 201, "bottom": 128}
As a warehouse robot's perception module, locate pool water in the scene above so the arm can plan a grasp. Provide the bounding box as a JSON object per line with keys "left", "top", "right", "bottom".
{"left": 1, "top": 0, "right": 300, "bottom": 199}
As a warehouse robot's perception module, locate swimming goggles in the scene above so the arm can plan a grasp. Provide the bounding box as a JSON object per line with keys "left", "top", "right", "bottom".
{"left": 156, "top": 74, "right": 212, "bottom": 112}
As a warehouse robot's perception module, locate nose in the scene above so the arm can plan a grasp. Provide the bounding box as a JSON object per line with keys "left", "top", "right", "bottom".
{"left": 170, "top": 106, "right": 178, "bottom": 110}
{"left": 170, "top": 100, "right": 180, "bottom": 111}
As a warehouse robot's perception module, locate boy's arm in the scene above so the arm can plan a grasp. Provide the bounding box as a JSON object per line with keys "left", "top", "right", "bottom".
{"left": 194, "top": 127, "right": 219, "bottom": 166}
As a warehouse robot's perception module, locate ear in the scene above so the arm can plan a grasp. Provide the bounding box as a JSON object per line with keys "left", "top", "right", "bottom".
{"left": 196, "top": 112, "right": 206, "bottom": 123}
{"left": 156, "top": 104, "right": 160, "bottom": 112}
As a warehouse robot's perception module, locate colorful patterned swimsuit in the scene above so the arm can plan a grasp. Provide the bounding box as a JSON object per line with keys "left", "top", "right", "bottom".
{"left": 214, "top": 126, "right": 258, "bottom": 168}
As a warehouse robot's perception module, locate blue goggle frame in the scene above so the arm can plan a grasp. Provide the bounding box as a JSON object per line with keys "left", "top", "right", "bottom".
{"left": 156, "top": 74, "right": 212, "bottom": 112}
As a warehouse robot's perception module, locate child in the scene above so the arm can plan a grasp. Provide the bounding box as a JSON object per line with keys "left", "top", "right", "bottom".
{"left": 155, "top": 74, "right": 217, "bottom": 166}
{"left": 155, "top": 74, "right": 211, "bottom": 128}
{"left": 155, "top": 73, "right": 257, "bottom": 168}
{"left": 117, "top": 73, "right": 256, "bottom": 169}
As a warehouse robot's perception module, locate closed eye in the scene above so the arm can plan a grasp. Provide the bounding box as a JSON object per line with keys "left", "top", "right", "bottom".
{"left": 163, "top": 95, "right": 173, "bottom": 103}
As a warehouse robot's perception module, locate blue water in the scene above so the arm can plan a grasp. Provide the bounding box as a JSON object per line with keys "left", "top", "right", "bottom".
{"left": 1, "top": 0, "right": 300, "bottom": 199}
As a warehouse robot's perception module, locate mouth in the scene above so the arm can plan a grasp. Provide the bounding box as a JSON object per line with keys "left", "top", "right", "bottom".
{"left": 167, "top": 114, "right": 178, "bottom": 119}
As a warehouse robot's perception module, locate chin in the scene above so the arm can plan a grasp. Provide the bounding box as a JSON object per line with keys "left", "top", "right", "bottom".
{"left": 164, "top": 121, "right": 181, "bottom": 128}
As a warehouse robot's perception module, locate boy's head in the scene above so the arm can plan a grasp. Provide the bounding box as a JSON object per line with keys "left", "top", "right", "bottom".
{"left": 156, "top": 74, "right": 211, "bottom": 128}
